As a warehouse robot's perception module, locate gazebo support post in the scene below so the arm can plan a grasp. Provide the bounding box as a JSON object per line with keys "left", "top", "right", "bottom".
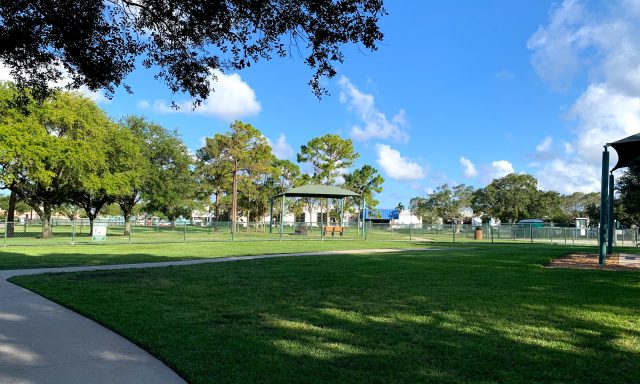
{"left": 607, "top": 173, "right": 615, "bottom": 254}
{"left": 269, "top": 198, "right": 273, "bottom": 234}
{"left": 279, "top": 195, "right": 285, "bottom": 239}
{"left": 599, "top": 146, "right": 609, "bottom": 265}
{"left": 320, "top": 198, "right": 324, "bottom": 240}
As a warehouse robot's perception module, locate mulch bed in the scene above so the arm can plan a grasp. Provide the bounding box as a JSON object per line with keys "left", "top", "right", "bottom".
{"left": 548, "top": 253, "right": 640, "bottom": 271}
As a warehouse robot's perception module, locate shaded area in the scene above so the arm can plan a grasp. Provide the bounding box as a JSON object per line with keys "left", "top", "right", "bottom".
{"left": 11, "top": 245, "right": 640, "bottom": 384}
{"left": 0, "top": 240, "right": 433, "bottom": 270}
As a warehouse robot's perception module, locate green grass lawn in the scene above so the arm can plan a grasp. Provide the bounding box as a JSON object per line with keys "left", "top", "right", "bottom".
{"left": 0, "top": 240, "right": 433, "bottom": 270}
{"left": 11, "top": 244, "right": 640, "bottom": 384}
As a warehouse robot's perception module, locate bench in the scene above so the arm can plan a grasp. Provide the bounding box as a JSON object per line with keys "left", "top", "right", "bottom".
{"left": 323, "top": 225, "right": 344, "bottom": 236}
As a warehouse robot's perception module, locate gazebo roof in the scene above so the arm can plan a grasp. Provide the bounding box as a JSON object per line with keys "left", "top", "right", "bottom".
{"left": 609, "top": 133, "right": 640, "bottom": 171}
{"left": 273, "top": 184, "right": 360, "bottom": 198}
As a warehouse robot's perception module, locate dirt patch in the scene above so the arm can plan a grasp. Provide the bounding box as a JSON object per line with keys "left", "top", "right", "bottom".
{"left": 548, "top": 253, "right": 640, "bottom": 271}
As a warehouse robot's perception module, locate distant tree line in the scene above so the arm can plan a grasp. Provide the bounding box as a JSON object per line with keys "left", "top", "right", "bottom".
{"left": 0, "top": 82, "right": 384, "bottom": 238}
{"left": 411, "top": 172, "right": 640, "bottom": 227}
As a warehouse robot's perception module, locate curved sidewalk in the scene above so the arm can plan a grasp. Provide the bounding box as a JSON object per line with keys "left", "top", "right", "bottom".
{"left": 0, "top": 247, "right": 434, "bottom": 384}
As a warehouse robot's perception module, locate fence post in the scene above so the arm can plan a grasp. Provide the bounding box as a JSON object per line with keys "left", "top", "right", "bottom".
{"left": 183, "top": 223, "right": 187, "bottom": 243}
{"left": 564, "top": 228, "right": 567, "bottom": 245}
{"left": 231, "top": 221, "right": 234, "bottom": 242}
{"left": 128, "top": 219, "right": 132, "bottom": 245}
{"left": 72, "top": 219, "right": 75, "bottom": 245}
{"left": 491, "top": 225, "right": 494, "bottom": 243}
{"left": 452, "top": 224, "right": 456, "bottom": 243}
{"left": 550, "top": 227, "right": 553, "bottom": 244}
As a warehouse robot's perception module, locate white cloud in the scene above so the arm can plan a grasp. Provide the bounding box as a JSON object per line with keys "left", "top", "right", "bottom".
{"left": 137, "top": 100, "right": 151, "bottom": 109}
{"left": 375, "top": 144, "right": 425, "bottom": 181}
{"left": 527, "top": 0, "right": 588, "bottom": 90}
{"left": 459, "top": 157, "right": 478, "bottom": 178}
{"left": 489, "top": 160, "right": 515, "bottom": 179}
{"left": 0, "top": 61, "right": 110, "bottom": 104}
{"left": 78, "top": 86, "right": 111, "bottom": 104}
{"left": 338, "top": 76, "right": 409, "bottom": 143}
{"left": 563, "top": 142, "right": 575, "bottom": 154}
{"left": 536, "top": 136, "right": 553, "bottom": 152}
{"left": 152, "top": 70, "right": 260, "bottom": 120}
{"left": 0, "top": 64, "right": 13, "bottom": 82}
{"left": 495, "top": 69, "right": 515, "bottom": 80}
{"left": 266, "top": 134, "right": 294, "bottom": 159}
{"left": 528, "top": 0, "right": 640, "bottom": 193}
{"left": 536, "top": 158, "right": 601, "bottom": 194}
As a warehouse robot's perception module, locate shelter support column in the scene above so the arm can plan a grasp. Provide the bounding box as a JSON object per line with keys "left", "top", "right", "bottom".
{"left": 320, "top": 198, "right": 324, "bottom": 240}
{"left": 269, "top": 198, "right": 273, "bottom": 234}
{"left": 607, "top": 173, "right": 615, "bottom": 254}
{"left": 599, "top": 146, "right": 609, "bottom": 265}
{"left": 280, "top": 195, "right": 285, "bottom": 238}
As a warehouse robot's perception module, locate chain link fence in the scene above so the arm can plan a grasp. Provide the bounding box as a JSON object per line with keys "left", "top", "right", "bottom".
{"left": 1, "top": 219, "right": 638, "bottom": 247}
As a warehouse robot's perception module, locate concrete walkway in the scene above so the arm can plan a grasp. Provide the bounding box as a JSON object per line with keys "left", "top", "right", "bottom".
{"left": 0, "top": 247, "right": 434, "bottom": 383}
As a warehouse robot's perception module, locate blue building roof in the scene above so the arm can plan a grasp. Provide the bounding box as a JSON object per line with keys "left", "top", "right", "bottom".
{"left": 364, "top": 208, "right": 399, "bottom": 220}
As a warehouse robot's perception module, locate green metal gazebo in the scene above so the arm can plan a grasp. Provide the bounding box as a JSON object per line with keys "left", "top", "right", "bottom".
{"left": 598, "top": 132, "right": 640, "bottom": 264}
{"left": 269, "top": 184, "right": 364, "bottom": 238}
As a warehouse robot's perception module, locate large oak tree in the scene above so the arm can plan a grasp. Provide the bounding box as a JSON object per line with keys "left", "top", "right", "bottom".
{"left": 0, "top": 83, "right": 117, "bottom": 237}
{"left": 0, "top": 0, "right": 385, "bottom": 103}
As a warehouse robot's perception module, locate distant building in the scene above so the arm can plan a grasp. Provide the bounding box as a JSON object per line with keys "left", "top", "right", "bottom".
{"left": 365, "top": 208, "right": 422, "bottom": 227}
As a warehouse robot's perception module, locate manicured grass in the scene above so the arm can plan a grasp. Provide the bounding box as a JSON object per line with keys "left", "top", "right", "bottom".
{"left": 12, "top": 244, "right": 640, "bottom": 383}
{"left": 0, "top": 240, "right": 432, "bottom": 270}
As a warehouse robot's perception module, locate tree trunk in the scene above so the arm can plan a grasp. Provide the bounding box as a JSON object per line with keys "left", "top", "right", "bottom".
{"left": 123, "top": 212, "right": 131, "bottom": 236}
{"left": 88, "top": 214, "right": 96, "bottom": 236}
{"left": 41, "top": 204, "right": 52, "bottom": 239}
{"left": 118, "top": 194, "right": 138, "bottom": 236}
{"left": 6, "top": 190, "right": 16, "bottom": 238}
{"left": 231, "top": 167, "right": 238, "bottom": 233}
{"left": 214, "top": 194, "right": 220, "bottom": 232}
{"left": 170, "top": 212, "right": 176, "bottom": 230}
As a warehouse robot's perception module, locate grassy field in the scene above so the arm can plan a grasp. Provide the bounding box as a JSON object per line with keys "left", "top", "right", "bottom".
{"left": 4, "top": 222, "right": 624, "bottom": 247}
{"left": 0, "top": 240, "right": 432, "bottom": 270}
{"left": 11, "top": 244, "right": 640, "bottom": 384}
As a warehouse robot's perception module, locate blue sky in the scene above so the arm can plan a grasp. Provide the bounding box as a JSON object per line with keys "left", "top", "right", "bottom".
{"left": 11, "top": 0, "right": 640, "bottom": 208}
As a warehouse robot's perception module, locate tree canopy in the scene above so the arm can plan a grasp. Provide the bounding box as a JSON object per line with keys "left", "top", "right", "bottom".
{"left": 617, "top": 166, "right": 640, "bottom": 227}
{"left": 411, "top": 183, "right": 474, "bottom": 224}
{"left": 198, "top": 121, "right": 272, "bottom": 229}
{"left": 297, "top": 134, "right": 359, "bottom": 185}
{"left": 0, "top": 82, "right": 120, "bottom": 237}
{"left": 0, "top": 0, "right": 386, "bottom": 103}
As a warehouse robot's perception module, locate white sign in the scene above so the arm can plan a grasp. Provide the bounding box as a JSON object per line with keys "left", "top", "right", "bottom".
{"left": 92, "top": 224, "right": 108, "bottom": 241}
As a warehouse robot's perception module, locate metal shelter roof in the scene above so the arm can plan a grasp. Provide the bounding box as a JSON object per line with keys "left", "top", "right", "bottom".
{"left": 609, "top": 132, "right": 640, "bottom": 171}
{"left": 273, "top": 184, "right": 360, "bottom": 199}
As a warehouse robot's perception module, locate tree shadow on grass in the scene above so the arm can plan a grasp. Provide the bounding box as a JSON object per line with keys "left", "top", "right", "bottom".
{"left": 10, "top": 249, "right": 640, "bottom": 384}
